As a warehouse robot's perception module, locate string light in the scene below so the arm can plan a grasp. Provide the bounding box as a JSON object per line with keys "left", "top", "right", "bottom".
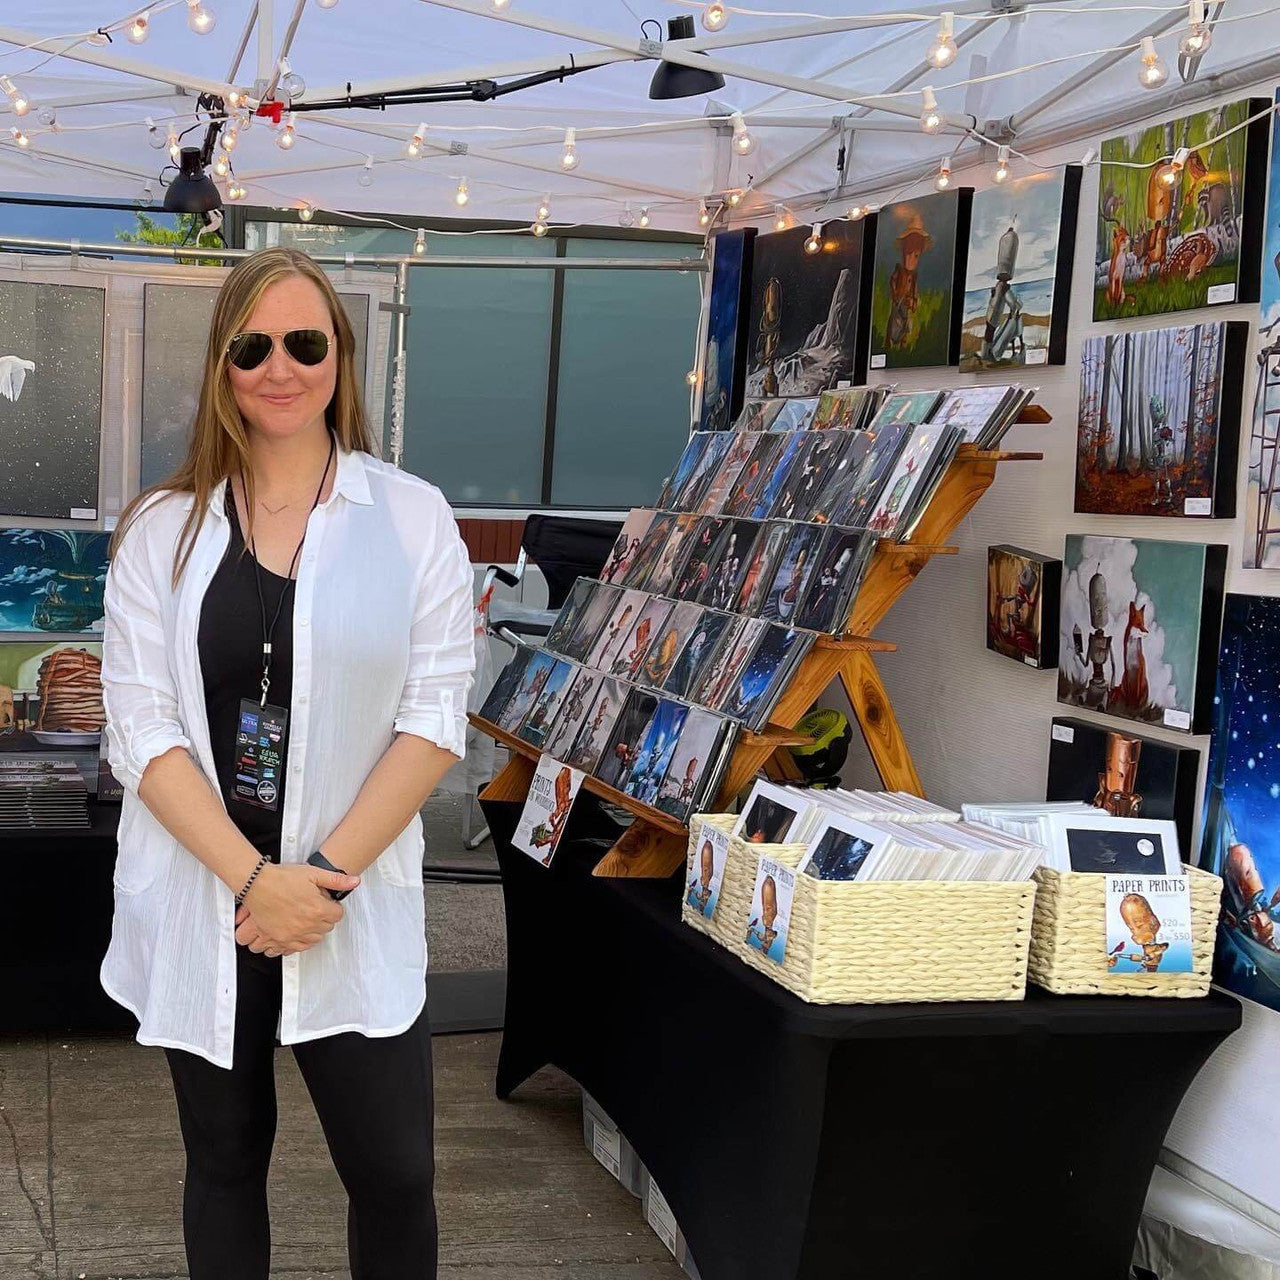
{"left": 276, "top": 112, "right": 296, "bottom": 149}
{"left": 406, "top": 122, "right": 427, "bottom": 159}
{"left": 227, "top": 88, "right": 245, "bottom": 109}
{"left": 145, "top": 118, "right": 166, "bottom": 150}
{"left": 222, "top": 124, "right": 239, "bottom": 151}
{"left": 935, "top": 158, "right": 952, "bottom": 190}
{"left": 167, "top": 128, "right": 180, "bottom": 161}
{"left": 1156, "top": 145, "right": 1190, "bottom": 186}
{"left": 357, "top": 155, "right": 374, "bottom": 187}
{"left": 454, "top": 176, "right": 470, "bottom": 206}
{"left": 619, "top": 201, "right": 635, "bottom": 228}
{"left": 561, "top": 127, "right": 579, "bottom": 170}
{"left": 36, "top": 105, "right": 56, "bottom": 128}
{"left": 298, "top": 202, "right": 315, "bottom": 221}
{"left": 0, "top": 76, "right": 30, "bottom": 117}
{"left": 139, "top": 180, "right": 154, "bottom": 205}
{"left": 848, "top": 204, "right": 865, "bottom": 221}
{"left": 316, "top": 0, "right": 340, "bottom": 8}
{"left": 703, "top": 2, "right": 727, "bottom": 31}
{"left": 774, "top": 204, "right": 790, "bottom": 231}
{"left": 698, "top": 200, "right": 711, "bottom": 227}
{"left": 685, "top": 368, "right": 699, "bottom": 386}
{"left": 279, "top": 57, "right": 306, "bottom": 100}
{"left": 227, "top": 181, "right": 246, "bottom": 200}
{"left": 726, "top": 187, "right": 744, "bottom": 207}
{"left": 994, "top": 143, "right": 1011, "bottom": 183}
{"left": 638, "top": 206, "right": 651, "bottom": 228}
{"left": 186, "top": 0, "right": 216, "bottom": 34}
{"left": 536, "top": 193, "right": 551, "bottom": 221}
{"left": 919, "top": 86, "right": 943, "bottom": 134}
{"left": 10, "top": 127, "right": 29, "bottom": 148}
{"left": 213, "top": 151, "right": 230, "bottom": 177}
{"left": 413, "top": 227, "right": 427, "bottom": 255}
{"left": 532, "top": 218, "right": 548, "bottom": 236}
{"left": 926, "top": 11, "right": 958, "bottom": 68}
{"left": 1138, "top": 35, "right": 1169, "bottom": 88}
{"left": 804, "top": 222, "right": 823, "bottom": 254}
{"left": 493, "top": 0, "right": 511, "bottom": 8}
{"left": 1180, "top": 0, "right": 1212, "bottom": 55}
{"left": 731, "top": 111, "right": 754, "bottom": 156}
{"left": 127, "top": 11, "right": 149, "bottom": 43}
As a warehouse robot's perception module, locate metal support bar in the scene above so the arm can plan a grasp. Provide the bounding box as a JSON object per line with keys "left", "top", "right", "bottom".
{"left": 390, "top": 259, "right": 409, "bottom": 466}
{"left": 256, "top": 0, "right": 275, "bottom": 89}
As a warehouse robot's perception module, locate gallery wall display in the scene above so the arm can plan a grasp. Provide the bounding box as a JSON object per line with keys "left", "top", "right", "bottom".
{"left": 744, "top": 218, "right": 872, "bottom": 398}
{"left": 960, "top": 165, "right": 1080, "bottom": 372}
{"left": 0, "top": 641, "right": 104, "bottom": 740}
{"left": 1075, "top": 320, "right": 1246, "bottom": 518}
{"left": 1199, "top": 594, "right": 1280, "bottom": 1014}
{"left": 986, "top": 545, "right": 1060, "bottom": 669}
{"left": 698, "top": 228, "right": 756, "bottom": 432}
{"left": 1047, "top": 715, "right": 1199, "bottom": 856}
{"left": 1057, "top": 533, "right": 1225, "bottom": 734}
{"left": 868, "top": 188, "right": 972, "bottom": 370}
{"left": 1092, "top": 96, "right": 1271, "bottom": 321}
{"left": 0, "top": 529, "right": 109, "bottom": 634}
{"left": 0, "top": 279, "right": 105, "bottom": 521}
{"left": 140, "top": 284, "right": 372, "bottom": 490}
{"left": 1244, "top": 87, "right": 1280, "bottom": 569}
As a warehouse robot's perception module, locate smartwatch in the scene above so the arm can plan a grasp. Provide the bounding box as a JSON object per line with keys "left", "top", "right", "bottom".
{"left": 307, "top": 849, "right": 354, "bottom": 900}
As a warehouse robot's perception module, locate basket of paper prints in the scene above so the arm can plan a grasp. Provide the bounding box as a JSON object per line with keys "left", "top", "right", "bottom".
{"left": 682, "top": 813, "right": 1036, "bottom": 1004}
{"left": 1029, "top": 864, "right": 1222, "bottom": 998}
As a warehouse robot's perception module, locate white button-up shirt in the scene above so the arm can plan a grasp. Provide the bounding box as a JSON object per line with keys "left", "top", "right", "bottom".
{"left": 99, "top": 444, "right": 475, "bottom": 1070}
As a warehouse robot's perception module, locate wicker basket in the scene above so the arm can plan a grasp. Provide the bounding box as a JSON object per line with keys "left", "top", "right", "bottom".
{"left": 682, "top": 814, "right": 1036, "bottom": 1004}
{"left": 1028, "top": 864, "right": 1223, "bottom": 997}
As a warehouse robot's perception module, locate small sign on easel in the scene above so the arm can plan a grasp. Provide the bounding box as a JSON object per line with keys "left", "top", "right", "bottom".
{"left": 512, "top": 754, "right": 584, "bottom": 867}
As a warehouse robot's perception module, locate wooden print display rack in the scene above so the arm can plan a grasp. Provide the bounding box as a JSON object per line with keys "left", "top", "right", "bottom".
{"left": 473, "top": 414, "right": 1048, "bottom": 879}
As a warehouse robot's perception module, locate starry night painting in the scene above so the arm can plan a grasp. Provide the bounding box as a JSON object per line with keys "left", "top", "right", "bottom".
{"left": 1199, "top": 594, "right": 1280, "bottom": 1014}
{"left": 0, "top": 529, "right": 109, "bottom": 634}
{"left": 619, "top": 697, "right": 689, "bottom": 807}
{"left": 720, "top": 624, "right": 812, "bottom": 731}
{"left": 0, "top": 280, "right": 104, "bottom": 520}
{"left": 698, "top": 228, "right": 755, "bottom": 432}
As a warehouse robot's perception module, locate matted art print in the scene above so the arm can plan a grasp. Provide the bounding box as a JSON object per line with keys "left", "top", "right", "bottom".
{"left": 0, "top": 530, "right": 109, "bottom": 634}
{"left": 0, "top": 640, "right": 104, "bottom": 741}
{"left": 698, "top": 228, "right": 755, "bottom": 432}
{"left": 987, "top": 545, "right": 1060, "bottom": 669}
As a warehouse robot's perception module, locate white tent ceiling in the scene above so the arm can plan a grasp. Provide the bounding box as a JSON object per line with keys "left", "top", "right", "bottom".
{"left": 0, "top": 0, "right": 1277, "bottom": 233}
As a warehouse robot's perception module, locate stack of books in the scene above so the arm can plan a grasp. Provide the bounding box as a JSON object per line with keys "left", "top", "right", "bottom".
{"left": 0, "top": 758, "right": 90, "bottom": 829}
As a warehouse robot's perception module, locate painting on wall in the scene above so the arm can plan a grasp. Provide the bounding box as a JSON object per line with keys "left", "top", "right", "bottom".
{"left": 698, "top": 228, "right": 755, "bottom": 432}
{"left": 0, "top": 640, "right": 104, "bottom": 743}
{"left": 986, "top": 545, "right": 1060, "bottom": 669}
{"left": 744, "top": 218, "right": 871, "bottom": 398}
{"left": 0, "top": 279, "right": 105, "bottom": 521}
{"left": 1075, "top": 321, "right": 1246, "bottom": 518}
{"left": 868, "top": 188, "right": 972, "bottom": 370}
{"left": 0, "top": 529, "right": 110, "bottom": 635}
{"left": 1093, "top": 97, "right": 1270, "bottom": 322}
{"left": 960, "top": 166, "right": 1080, "bottom": 372}
{"left": 141, "top": 284, "right": 371, "bottom": 490}
{"left": 1199, "top": 594, "right": 1280, "bottom": 1013}
{"left": 1244, "top": 88, "right": 1280, "bottom": 568}
{"left": 1048, "top": 716, "right": 1199, "bottom": 859}
{"left": 1057, "top": 533, "right": 1225, "bottom": 734}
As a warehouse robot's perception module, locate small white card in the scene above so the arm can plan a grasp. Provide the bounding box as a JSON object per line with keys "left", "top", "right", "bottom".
{"left": 1105, "top": 874, "right": 1193, "bottom": 974}
{"left": 69, "top": 507, "right": 97, "bottom": 520}
{"left": 1052, "top": 724, "right": 1075, "bottom": 744}
{"left": 102, "top": 514, "right": 118, "bottom": 531}
{"left": 1183, "top": 497, "right": 1212, "bottom": 516}
{"left": 1163, "top": 708, "right": 1192, "bottom": 731}
{"left": 592, "top": 1123, "right": 621, "bottom": 1178}
{"left": 870, "top": 353, "right": 887, "bottom": 369}
{"left": 646, "top": 1180, "right": 679, "bottom": 1257}
{"left": 512, "top": 754, "right": 584, "bottom": 866}
{"left": 745, "top": 856, "right": 795, "bottom": 964}
{"left": 1023, "top": 655, "right": 1038, "bottom": 667}
{"left": 686, "top": 823, "right": 730, "bottom": 919}
{"left": 1025, "top": 348, "right": 1048, "bottom": 366}
{"left": 1207, "top": 282, "right": 1236, "bottom": 305}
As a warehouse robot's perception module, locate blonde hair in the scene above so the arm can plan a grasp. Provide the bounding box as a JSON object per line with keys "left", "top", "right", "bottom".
{"left": 111, "top": 246, "right": 380, "bottom": 586}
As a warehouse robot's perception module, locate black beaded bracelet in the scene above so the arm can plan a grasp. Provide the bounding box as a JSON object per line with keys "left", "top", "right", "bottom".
{"left": 235, "top": 853, "right": 269, "bottom": 907}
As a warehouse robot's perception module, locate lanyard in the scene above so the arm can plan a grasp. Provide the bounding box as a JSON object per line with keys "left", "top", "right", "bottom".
{"left": 243, "top": 429, "right": 336, "bottom": 708}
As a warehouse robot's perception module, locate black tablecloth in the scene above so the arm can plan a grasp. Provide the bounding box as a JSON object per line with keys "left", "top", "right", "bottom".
{"left": 484, "top": 797, "right": 1241, "bottom": 1280}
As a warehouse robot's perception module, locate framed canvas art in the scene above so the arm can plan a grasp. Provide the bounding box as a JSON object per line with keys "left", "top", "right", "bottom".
{"left": 960, "top": 165, "right": 1080, "bottom": 372}
{"left": 1075, "top": 321, "right": 1246, "bottom": 517}
{"left": 698, "top": 228, "right": 755, "bottom": 432}
{"left": 868, "top": 188, "right": 972, "bottom": 370}
{"left": 986, "top": 545, "right": 1061, "bottom": 669}
{"left": 0, "top": 529, "right": 109, "bottom": 634}
{"left": 1093, "top": 97, "right": 1271, "bottom": 321}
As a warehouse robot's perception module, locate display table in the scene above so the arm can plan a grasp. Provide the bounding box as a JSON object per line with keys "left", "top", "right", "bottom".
{"left": 484, "top": 798, "right": 1241, "bottom": 1280}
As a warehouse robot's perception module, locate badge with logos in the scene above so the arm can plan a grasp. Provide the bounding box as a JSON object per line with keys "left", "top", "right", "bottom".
{"left": 233, "top": 697, "right": 289, "bottom": 811}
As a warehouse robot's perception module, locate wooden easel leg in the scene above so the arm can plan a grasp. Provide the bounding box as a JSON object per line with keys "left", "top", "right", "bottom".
{"left": 593, "top": 819, "right": 688, "bottom": 878}
{"left": 839, "top": 650, "right": 924, "bottom": 796}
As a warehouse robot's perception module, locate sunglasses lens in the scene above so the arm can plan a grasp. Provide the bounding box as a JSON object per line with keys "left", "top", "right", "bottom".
{"left": 283, "top": 329, "right": 330, "bottom": 366}
{"left": 227, "top": 332, "right": 273, "bottom": 371}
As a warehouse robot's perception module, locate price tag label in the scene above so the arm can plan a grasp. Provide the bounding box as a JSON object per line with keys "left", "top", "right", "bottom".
{"left": 1052, "top": 724, "right": 1075, "bottom": 744}
{"left": 592, "top": 1124, "right": 621, "bottom": 1179}
{"left": 1025, "top": 348, "right": 1048, "bottom": 366}
{"left": 1023, "top": 655, "right": 1038, "bottom": 667}
{"left": 1183, "top": 497, "right": 1212, "bottom": 516}
{"left": 870, "top": 353, "right": 887, "bottom": 369}
{"left": 70, "top": 507, "right": 97, "bottom": 520}
{"left": 646, "top": 1180, "right": 679, "bottom": 1257}
{"left": 1163, "top": 708, "right": 1192, "bottom": 730}
{"left": 1207, "top": 282, "right": 1236, "bottom": 305}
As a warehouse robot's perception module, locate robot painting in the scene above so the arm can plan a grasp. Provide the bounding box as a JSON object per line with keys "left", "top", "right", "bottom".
{"left": 960, "top": 166, "right": 1080, "bottom": 372}
{"left": 986, "top": 545, "right": 1061, "bottom": 669}
{"left": 1200, "top": 594, "right": 1280, "bottom": 1013}
{"left": 1057, "top": 534, "right": 1226, "bottom": 734}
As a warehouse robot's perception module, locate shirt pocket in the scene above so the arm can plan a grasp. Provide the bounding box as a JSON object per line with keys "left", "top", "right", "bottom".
{"left": 377, "top": 820, "right": 426, "bottom": 888}
{"left": 112, "top": 800, "right": 178, "bottom": 895}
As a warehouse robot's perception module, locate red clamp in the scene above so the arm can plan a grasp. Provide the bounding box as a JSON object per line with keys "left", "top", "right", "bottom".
{"left": 255, "top": 100, "right": 285, "bottom": 124}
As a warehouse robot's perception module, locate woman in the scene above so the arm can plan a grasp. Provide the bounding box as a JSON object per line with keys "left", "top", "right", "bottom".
{"left": 100, "top": 246, "right": 474, "bottom": 1280}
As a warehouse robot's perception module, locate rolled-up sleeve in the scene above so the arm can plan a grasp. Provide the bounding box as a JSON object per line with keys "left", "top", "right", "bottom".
{"left": 101, "top": 502, "right": 193, "bottom": 796}
{"left": 393, "top": 503, "right": 476, "bottom": 759}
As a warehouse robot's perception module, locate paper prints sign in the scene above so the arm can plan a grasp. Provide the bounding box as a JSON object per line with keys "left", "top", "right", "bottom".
{"left": 685, "top": 823, "right": 730, "bottom": 919}
{"left": 512, "top": 754, "right": 584, "bottom": 867}
{"left": 745, "top": 856, "right": 796, "bottom": 965}
{"left": 1104, "top": 874, "right": 1193, "bottom": 975}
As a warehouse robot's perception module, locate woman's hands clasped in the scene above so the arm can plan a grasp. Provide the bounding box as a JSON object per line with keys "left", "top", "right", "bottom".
{"left": 235, "top": 862, "right": 362, "bottom": 957}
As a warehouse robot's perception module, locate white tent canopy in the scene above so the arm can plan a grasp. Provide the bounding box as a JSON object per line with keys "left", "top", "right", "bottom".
{"left": 0, "top": 0, "right": 1277, "bottom": 233}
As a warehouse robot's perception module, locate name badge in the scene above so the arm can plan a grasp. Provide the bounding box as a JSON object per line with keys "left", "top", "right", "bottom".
{"left": 233, "top": 697, "right": 289, "bottom": 811}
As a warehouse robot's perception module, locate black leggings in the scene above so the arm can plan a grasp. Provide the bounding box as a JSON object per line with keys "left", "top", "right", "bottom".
{"left": 163, "top": 941, "right": 437, "bottom": 1280}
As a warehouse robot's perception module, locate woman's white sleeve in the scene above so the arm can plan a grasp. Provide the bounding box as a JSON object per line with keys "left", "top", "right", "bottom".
{"left": 393, "top": 508, "right": 476, "bottom": 759}
{"left": 100, "top": 511, "right": 193, "bottom": 796}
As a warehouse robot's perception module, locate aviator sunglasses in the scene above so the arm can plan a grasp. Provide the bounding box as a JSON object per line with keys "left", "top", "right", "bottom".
{"left": 226, "top": 327, "right": 332, "bottom": 372}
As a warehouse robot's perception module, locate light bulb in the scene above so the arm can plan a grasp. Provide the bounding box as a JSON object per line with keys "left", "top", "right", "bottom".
{"left": 730, "top": 110, "right": 754, "bottom": 156}
{"left": 773, "top": 205, "right": 789, "bottom": 231}
{"left": 1157, "top": 146, "right": 1190, "bottom": 187}
{"left": 228, "top": 89, "right": 244, "bottom": 108}
{"left": 283, "top": 70, "right": 306, "bottom": 99}
{"left": 638, "top": 206, "right": 651, "bottom": 228}
{"left": 38, "top": 103, "right": 59, "bottom": 126}
{"left": 127, "top": 12, "right": 149, "bottom": 43}
{"left": 919, "top": 86, "right": 942, "bottom": 135}
{"left": 316, "top": 0, "right": 339, "bottom": 8}
{"left": 223, "top": 125, "right": 238, "bottom": 151}
{"left": 139, "top": 180, "right": 154, "bottom": 205}
{"left": 703, "top": 3, "right": 727, "bottom": 30}
{"left": 455, "top": 177, "right": 470, "bottom": 206}
{"left": 11, "top": 93, "right": 29, "bottom": 117}
{"left": 698, "top": 200, "right": 711, "bottom": 227}
{"left": 493, "top": 0, "right": 511, "bottom": 7}
{"left": 561, "top": 127, "right": 578, "bottom": 170}
{"left": 726, "top": 188, "right": 743, "bottom": 207}
{"left": 532, "top": 219, "right": 548, "bottom": 237}
{"left": 358, "top": 157, "right": 374, "bottom": 187}
{"left": 1179, "top": 22, "right": 1211, "bottom": 56}
{"left": 213, "top": 152, "right": 230, "bottom": 177}
{"left": 406, "top": 123, "right": 427, "bottom": 159}
{"left": 168, "top": 131, "right": 181, "bottom": 161}
{"left": 536, "top": 195, "right": 551, "bottom": 220}
{"left": 226, "top": 182, "right": 242, "bottom": 200}
{"left": 298, "top": 202, "right": 314, "bottom": 221}
{"left": 237, "top": 109, "right": 252, "bottom": 132}
{"left": 146, "top": 119, "right": 165, "bottom": 149}
{"left": 187, "top": 1, "right": 216, "bottom": 34}
{"left": 935, "top": 159, "right": 951, "bottom": 190}
{"left": 994, "top": 144, "right": 1011, "bottom": 183}
{"left": 619, "top": 202, "right": 635, "bottom": 228}
{"left": 413, "top": 228, "right": 427, "bottom": 255}
{"left": 848, "top": 204, "right": 865, "bottom": 221}
{"left": 926, "top": 11, "right": 957, "bottom": 68}
{"left": 804, "top": 222, "right": 823, "bottom": 254}
{"left": 11, "top": 127, "right": 29, "bottom": 147}
{"left": 1138, "top": 36, "right": 1168, "bottom": 89}
{"left": 685, "top": 368, "right": 699, "bottom": 386}
{"left": 276, "top": 120, "right": 296, "bottom": 150}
